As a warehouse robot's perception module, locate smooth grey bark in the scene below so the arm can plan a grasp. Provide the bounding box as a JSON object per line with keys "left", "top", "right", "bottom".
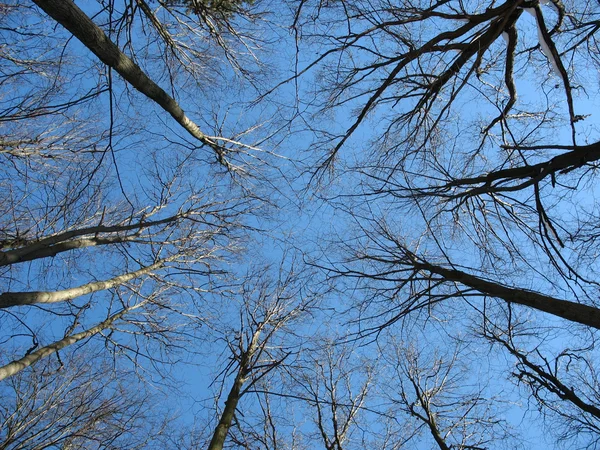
{"left": 0, "top": 235, "right": 140, "bottom": 266}
{"left": 0, "top": 213, "right": 185, "bottom": 266}
{"left": 31, "top": 0, "right": 228, "bottom": 165}
{"left": 0, "top": 305, "right": 136, "bottom": 381}
{"left": 207, "top": 371, "right": 245, "bottom": 450}
{"left": 0, "top": 260, "right": 166, "bottom": 308}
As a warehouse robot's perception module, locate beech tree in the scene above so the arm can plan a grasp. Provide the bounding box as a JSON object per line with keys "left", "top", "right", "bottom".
{"left": 0, "top": 0, "right": 274, "bottom": 445}
{"left": 293, "top": 0, "right": 600, "bottom": 328}
{"left": 0, "top": 355, "right": 170, "bottom": 449}
{"left": 379, "top": 336, "right": 514, "bottom": 450}
{"left": 482, "top": 317, "right": 600, "bottom": 447}
{"left": 288, "top": 341, "right": 376, "bottom": 450}
{"left": 289, "top": 0, "right": 600, "bottom": 446}
{"left": 0, "top": 0, "right": 273, "bottom": 366}
{"left": 0, "top": 168, "right": 250, "bottom": 379}
{"left": 205, "top": 259, "right": 319, "bottom": 450}
{"left": 6, "top": 0, "right": 600, "bottom": 447}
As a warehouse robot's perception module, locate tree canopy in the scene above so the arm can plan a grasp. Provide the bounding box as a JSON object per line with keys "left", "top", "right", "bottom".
{"left": 2, "top": 0, "right": 600, "bottom": 448}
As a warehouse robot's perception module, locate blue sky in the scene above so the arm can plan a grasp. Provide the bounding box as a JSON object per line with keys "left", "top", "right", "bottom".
{"left": 2, "top": 1, "right": 600, "bottom": 448}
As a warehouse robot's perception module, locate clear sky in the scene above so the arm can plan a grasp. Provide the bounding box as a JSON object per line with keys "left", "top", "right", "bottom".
{"left": 1, "top": 1, "right": 600, "bottom": 449}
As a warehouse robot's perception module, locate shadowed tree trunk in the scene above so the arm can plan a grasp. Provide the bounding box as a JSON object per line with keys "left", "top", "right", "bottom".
{"left": 207, "top": 331, "right": 260, "bottom": 450}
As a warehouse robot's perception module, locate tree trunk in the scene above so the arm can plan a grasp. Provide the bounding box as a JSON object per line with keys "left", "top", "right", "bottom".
{"left": 207, "top": 371, "right": 245, "bottom": 450}
{"left": 0, "top": 305, "right": 136, "bottom": 380}
{"left": 32, "top": 0, "right": 226, "bottom": 164}
{"left": 0, "top": 260, "right": 165, "bottom": 308}
{"left": 0, "top": 213, "right": 183, "bottom": 266}
{"left": 417, "top": 260, "right": 600, "bottom": 330}
{"left": 207, "top": 329, "right": 261, "bottom": 450}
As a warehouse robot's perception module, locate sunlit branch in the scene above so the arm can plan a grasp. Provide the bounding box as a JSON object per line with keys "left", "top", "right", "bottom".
{"left": 32, "top": 0, "right": 240, "bottom": 171}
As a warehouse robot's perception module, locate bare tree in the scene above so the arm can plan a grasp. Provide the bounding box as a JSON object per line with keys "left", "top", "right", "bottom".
{"left": 291, "top": 0, "right": 591, "bottom": 165}
{"left": 483, "top": 319, "right": 600, "bottom": 448}
{"left": 0, "top": 0, "right": 280, "bottom": 445}
{"left": 0, "top": 353, "right": 170, "bottom": 449}
{"left": 290, "top": 341, "right": 375, "bottom": 450}
{"left": 287, "top": 1, "right": 600, "bottom": 446}
{"left": 0, "top": 172, "right": 250, "bottom": 378}
{"left": 292, "top": 0, "right": 600, "bottom": 326}
{"left": 202, "top": 258, "right": 319, "bottom": 450}
{"left": 13, "top": 0, "right": 600, "bottom": 447}
{"left": 380, "top": 337, "right": 515, "bottom": 450}
{"left": 0, "top": 0, "right": 276, "bottom": 375}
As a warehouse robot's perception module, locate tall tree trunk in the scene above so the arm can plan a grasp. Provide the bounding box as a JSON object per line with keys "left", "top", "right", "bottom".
{"left": 416, "top": 260, "right": 600, "bottom": 330}
{"left": 0, "top": 305, "right": 137, "bottom": 380}
{"left": 207, "top": 329, "right": 261, "bottom": 450}
{"left": 0, "top": 260, "right": 166, "bottom": 308}
{"left": 0, "top": 213, "right": 184, "bottom": 266}
{"left": 207, "top": 370, "right": 245, "bottom": 450}
{"left": 32, "top": 0, "right": 227, "bottom": 165}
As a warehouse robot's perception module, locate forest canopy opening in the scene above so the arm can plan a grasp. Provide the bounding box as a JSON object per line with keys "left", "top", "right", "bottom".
{"left": 1, "top": 0, "right": 600, "bottom": 448}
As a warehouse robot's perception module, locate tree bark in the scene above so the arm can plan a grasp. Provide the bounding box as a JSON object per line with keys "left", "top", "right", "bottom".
{"left": 0, "top": 260, "right": 166, "bottom": 308}
{"left": 0, "top": 213, "right": 184, "bottom": 266}
{"left": 207, "top": 371, "right": 245, "bottom": 450}
{"left": 0, "top": 235, "right": 140, "bottom": 266}
{"left": 416, "top": 260, "right": 600, "bottom": 330}
{"left": 207, "top": 329, "right": 261, "bottom": 450}
{"left": 0, "top": 306, "right": 134, "bottom": 381}
{"left": 31, "top": 0, "right": 226, "bottom": 164}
